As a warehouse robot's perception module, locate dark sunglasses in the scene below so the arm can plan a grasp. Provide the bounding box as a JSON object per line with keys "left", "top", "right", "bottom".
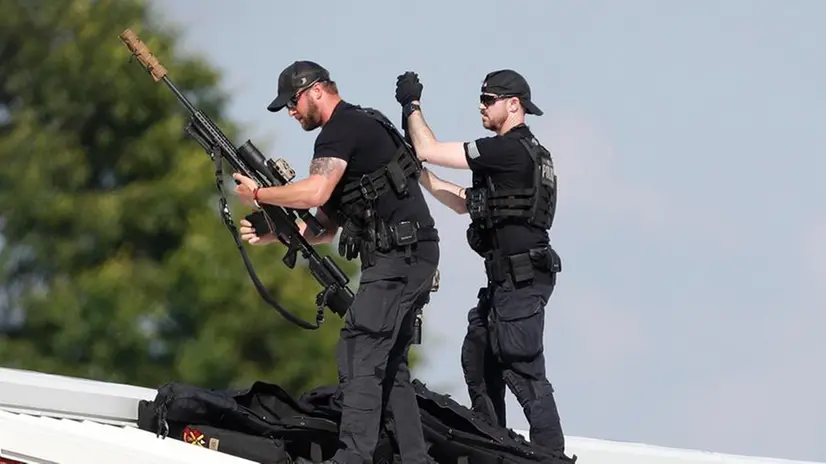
{"left": 479, "top": 93, "right": 518, "bottom": 106}
{"left": 287, "top": 79, "right": 322, "bottom": 109}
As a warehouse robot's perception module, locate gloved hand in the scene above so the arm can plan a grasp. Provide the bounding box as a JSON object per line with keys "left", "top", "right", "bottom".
{"left": 240, "top": 212, "right": 278, "bottom": 246}
{"left": 338, "top": 218, "right": 364, "bottom": 261}
{"left": 466, "top": 224, "right": 490, "bottom": 258}
{"left": 395, "top": 71, "right": 423, "bottom": 106}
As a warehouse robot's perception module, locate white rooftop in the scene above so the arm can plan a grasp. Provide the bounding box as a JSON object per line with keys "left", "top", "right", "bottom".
{"left": 0, "top": 367, "right": 821, "bottom": 464}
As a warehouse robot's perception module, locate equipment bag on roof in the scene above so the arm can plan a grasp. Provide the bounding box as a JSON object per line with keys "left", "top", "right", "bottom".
{"left": 136, "top": 378, "right": 576, "bottom": 464}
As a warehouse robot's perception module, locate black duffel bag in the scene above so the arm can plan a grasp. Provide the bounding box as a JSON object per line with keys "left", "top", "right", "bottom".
{"left": 137, "top": 378, "right": 576, "bottom": 464}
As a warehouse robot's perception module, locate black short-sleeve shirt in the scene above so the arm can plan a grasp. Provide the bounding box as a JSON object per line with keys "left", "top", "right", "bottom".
{"left": 313, "top": 101, "right": 434, "bottom": 231}
{"left": 463, "top": 124, "right": 550, "bottom": 256}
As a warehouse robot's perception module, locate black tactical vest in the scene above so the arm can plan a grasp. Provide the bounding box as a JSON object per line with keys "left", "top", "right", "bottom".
{"left": 326, "top": 106, "right": 432, "bottom": 266}
{"left": 466, "top": 135, "right": 557, "bottom": 232}
{"left": 334, "top": 106, "right": 423, "bottom": 218}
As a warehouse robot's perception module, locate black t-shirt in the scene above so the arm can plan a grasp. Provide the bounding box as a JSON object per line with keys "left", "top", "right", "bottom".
{"left": 313, "top": 101, "right": 434, "bottom": 231}
{"left": 463, "top": 123, "right": 550, "bottom": 257}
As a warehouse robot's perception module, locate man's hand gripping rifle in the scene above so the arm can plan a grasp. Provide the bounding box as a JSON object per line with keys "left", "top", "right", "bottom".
{"left": 118, "top": 29, "right": 354, "bottom": 330}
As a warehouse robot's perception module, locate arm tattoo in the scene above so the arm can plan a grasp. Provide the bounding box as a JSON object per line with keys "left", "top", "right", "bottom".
{"left": 309, "top": 157, "right": 338, "bottom": 177}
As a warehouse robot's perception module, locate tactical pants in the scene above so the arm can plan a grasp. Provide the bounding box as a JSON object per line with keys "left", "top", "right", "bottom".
{"left": 333, "top": 242, "right": 439, "bottom": 464}
{"left": 460, "top": 273, "right": 565, "bottom": 453}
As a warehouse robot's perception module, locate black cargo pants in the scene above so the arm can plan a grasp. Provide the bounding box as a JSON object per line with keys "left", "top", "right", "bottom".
{"left": 333, "top": 241, "right": 439, "bottom": 464}
{"left": 460, "top": 272, "right": 565, "bottom": 453}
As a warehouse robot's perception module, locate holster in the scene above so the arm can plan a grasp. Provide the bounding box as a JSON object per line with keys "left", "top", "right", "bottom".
{"left": 340, "top": 212, "right": 439, "bottom": 267}
{"left": 484, "top": 246, "right": 561, "bottom": 285}
{"left": 476, "top": 286, "right": 491, "bottom": 310}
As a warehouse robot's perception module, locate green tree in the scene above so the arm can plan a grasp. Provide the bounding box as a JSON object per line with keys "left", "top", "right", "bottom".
{"left": 0, "top": 0, "right": 358, "bottom": 395}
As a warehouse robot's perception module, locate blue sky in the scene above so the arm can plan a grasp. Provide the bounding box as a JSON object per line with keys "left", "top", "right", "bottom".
{"left": 152, "top": 1, "right": 826, "bottom": 461}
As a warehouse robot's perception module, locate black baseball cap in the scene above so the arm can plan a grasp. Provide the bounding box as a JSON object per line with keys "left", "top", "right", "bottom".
{"left": 481, "top": 69, "right": 543, "bottom": 116}
{"left": 266, "top": 60, "right": 331, "bottom": 112}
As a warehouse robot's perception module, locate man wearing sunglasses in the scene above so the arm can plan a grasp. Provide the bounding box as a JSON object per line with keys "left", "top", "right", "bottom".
{"left": 394, "top": 69, "right": 567, "bottom": 457}
{"left": 234, "top": 60, "right": 440, "bottom": 464}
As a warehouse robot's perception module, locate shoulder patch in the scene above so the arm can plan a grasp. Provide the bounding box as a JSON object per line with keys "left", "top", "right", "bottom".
{"left": 466, "top": 141, "right": 481, "bottom": 159}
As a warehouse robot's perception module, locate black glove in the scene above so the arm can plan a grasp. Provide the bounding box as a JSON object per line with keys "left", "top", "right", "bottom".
{"left": 466, "top": 224, "right": 491, "bottom": 258}
{"left": 245, "top": 210, "right": 273, "bottom": 235}
{"left": 338, "top": 218, "right": 364, "bottom": 261}
{"left": 395, "top": 71, "right": 423, "bottom": 107}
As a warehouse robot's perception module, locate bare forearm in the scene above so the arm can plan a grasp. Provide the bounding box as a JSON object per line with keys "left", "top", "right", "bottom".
{"left": 406, "top": 101, "right": 437, "bottom": 157}
{"left": 405, "top": 102, "right": 469, "bottom": 169}
{"left": 419, "top": 168, "right": 468, "bottom": 214}
{"left": 256, "top": 179, "right": 324, "bottom": 209}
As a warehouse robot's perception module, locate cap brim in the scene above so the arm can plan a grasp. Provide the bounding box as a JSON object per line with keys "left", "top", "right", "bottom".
{"left": 522, "top": 99, "right": 543, "bottom": 116}
{"left": 266, "top": 93, "right": 290, "bottom": 113}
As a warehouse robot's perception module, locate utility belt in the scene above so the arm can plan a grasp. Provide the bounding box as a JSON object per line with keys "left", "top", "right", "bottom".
{"left": 376, "top": 220, "right": 439, "bottom": 253}
{"left": 483, "top": 246, "right": 561, "bottom": 285}
{"left": 341, "top": 218, "right": 439, "bottom": 267}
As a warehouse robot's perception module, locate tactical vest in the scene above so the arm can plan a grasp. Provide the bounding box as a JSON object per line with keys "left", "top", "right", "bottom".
{"left": 466, "top": 134, "right": 557, "bottom": 234}
{"left": 465, "top": 134, "right": 560, "bottom": 283}
{"left": 329, "top": 106, "right": 437, "bottom": 266}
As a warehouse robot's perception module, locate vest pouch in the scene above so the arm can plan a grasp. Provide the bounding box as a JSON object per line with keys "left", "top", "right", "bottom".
{"left": 385, "top": 159, "right": 409, "bottom": 197}
{"left": 549, "top": 247, "right": 562, "bottom": 273}
{"left": 528, "top": 247, "right": 562, "bottom": 273}
{"left": 466, "top": 188, "right": 489, "bottom": 223}
{"left": 508, "top": 252, "right": 535, "bottom": 284}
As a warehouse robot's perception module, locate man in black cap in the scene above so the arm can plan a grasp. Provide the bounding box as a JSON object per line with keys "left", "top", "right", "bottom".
{"left": 393, "top": 69, "right": 568, "bottom": 456}
{"left": 235, "top": 60, "right": 440, "bottom": 464}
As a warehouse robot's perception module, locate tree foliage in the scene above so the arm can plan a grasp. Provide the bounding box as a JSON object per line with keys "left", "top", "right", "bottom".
{"left": 0, "top": 0, "right": 358, "bottom": 395}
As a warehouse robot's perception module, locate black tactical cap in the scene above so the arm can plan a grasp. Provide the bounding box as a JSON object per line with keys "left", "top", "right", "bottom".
{"left": 267, "top": 60, "right": 331, "bottom": 112}
{"left": 481, "top": 69, "right": 543, "bottom": 116}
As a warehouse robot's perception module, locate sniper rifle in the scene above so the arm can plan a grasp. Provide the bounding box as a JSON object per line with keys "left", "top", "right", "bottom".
{"left": 118, "top": 28, "right": 354, "bottom": 330}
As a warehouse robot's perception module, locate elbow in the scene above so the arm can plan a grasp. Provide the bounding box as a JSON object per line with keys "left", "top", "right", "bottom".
{"left": 308, "top": 188, "right": 331, "bottom": 209}
{"left": 417, "top": 140, "right": 438, "bottom": 163}
{"left": 308, "top": 196, "right": 325, "bottom": 209}
{"left": 448, "top": 199, "right": 468, "bottom": 215}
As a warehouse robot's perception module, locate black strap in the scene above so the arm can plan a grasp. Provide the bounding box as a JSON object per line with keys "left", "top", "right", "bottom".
{"left": 211, "top": 150, "right": 328, "bottom": 331}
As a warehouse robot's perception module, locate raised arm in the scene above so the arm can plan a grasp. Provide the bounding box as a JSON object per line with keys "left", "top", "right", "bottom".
{"left": 395, "top": 72, "right": 470, "bottom": 170}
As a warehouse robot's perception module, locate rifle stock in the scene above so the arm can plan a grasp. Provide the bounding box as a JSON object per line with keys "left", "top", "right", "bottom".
{"left": 118, "top": 28, "right": 354, "bottom": 329}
